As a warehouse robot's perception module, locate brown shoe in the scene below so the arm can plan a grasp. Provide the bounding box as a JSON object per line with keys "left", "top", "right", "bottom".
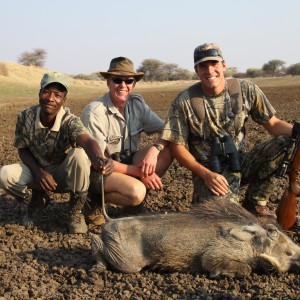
{"left": 242, "top": 200, "right": 276, "bottom": 218}
{"left": 85, "top": 192, "right": 106, "bottom": 226}
{"left": 86, "top": 206, "right": 105, "bottom": 226}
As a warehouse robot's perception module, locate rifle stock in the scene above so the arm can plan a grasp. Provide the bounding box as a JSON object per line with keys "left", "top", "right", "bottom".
{"left": 276, "top": 141, "right": 300, "bottom": 230}
{"left": 276, "top": 187, "right": 297, "bottom": 230}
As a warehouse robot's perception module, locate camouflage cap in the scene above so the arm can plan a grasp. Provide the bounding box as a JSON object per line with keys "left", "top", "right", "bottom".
{"left": 40, "top": 72, "right": 69, "bottom": 90}
{"left": 194, "top": 43, "right": 223, "bottom": 67}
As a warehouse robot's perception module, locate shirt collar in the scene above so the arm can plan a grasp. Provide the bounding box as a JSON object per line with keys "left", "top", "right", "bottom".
{"left": 104, "top": 93, "right": 125, "bottom": 119}
{"left": 35, "top": 106, "right": 65, "bottom": 131}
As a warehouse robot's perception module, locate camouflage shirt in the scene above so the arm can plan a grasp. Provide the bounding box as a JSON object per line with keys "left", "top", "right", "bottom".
{"left": 14, "top": 105, "right": 88, "bottom": 167}
{"left": 161, "top": 79, "right": 276, "bottom": 165}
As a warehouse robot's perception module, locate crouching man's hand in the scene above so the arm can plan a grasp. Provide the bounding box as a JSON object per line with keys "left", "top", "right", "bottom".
{"left": 102, "top": 158, "right": 114, "bottom": 176}
{"left": 92, "top": 157, "right": 114, "bottom": 176}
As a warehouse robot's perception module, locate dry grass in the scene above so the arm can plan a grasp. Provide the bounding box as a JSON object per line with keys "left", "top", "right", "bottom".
{"left": 0, "top": 61, "right": 299, "bottom": 105}
{"left": 0, "top": 62, "right": 9, "bottom": 76}
{"left": 0, "top": 62, "right": 106, "bottom": 104}
{"left": 251, "top": 76, "right": 300, "bottom": 88}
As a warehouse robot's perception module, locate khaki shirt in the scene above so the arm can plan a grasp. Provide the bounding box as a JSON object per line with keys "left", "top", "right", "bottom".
{"left": 14, "top": 105, "right": 88, "bottom": 167}
{"left": 161, "top": 79, "right": 276, "bottom": 164}
{"left": 81, "top": 93, "right": 164, "bottom": 156}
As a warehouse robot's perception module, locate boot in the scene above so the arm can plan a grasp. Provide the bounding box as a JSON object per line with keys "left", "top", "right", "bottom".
{"left": 85, "top": 192, "right": 105, "bottom": 226}
{"left": 69, "top": 191, "right": 88, "bottom": 234}
{"left": 22, "top": 190, "right": 51, "bottom": 228}
{"left": 242, "top": 199, "right": 276, "bottom": 219}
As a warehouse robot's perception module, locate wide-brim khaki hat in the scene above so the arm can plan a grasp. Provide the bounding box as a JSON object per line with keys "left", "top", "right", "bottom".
{"left": 100, "top": 57, "right": 144, "bottom": 81}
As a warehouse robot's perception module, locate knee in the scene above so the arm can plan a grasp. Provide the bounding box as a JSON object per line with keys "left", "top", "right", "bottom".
{"left": 0, "top": 166, "right": 10, "bottom": 188}
{"left": 69, "top": 148, "right": 91, "bottom": 170}
{"left": 128, "top": 183, "right": 146, "bottom": 206}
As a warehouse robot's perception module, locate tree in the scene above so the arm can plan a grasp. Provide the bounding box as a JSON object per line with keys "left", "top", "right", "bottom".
{"left": 246, "top": 68, "right": 264, "bottom": 78}
{"left": 169, "top": 68, "right": 193, "bottom": 80}
{"left": 18, "top": 48, "right": 47, "bottom": 67}
{"left": 287, "top": 63, "right": 300, "bottom": 76}
{"left": 262, "top": 59, "right": 285, "bottom": 77}
{"left": 225, "top": 67, "right": 238, "bottom": 78}
{"left": 137, "top": 59, "right": 164, "bottom": 81}
{"left": 161, "top": 63, "right": 178, "bottom": 81}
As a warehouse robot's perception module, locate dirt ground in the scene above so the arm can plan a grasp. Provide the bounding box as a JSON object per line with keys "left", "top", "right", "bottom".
{"left": 0, "top": 81, "right": 300, "bottom": 299}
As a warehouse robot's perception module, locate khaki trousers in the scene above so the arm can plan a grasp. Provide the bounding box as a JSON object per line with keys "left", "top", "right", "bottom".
{"left": 0, "top": 148, "right": 91, "bottom": 200}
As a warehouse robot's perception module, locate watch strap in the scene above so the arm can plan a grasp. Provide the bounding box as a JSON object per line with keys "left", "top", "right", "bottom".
{"left": 153, "top": 143, "right": 163, "bottom": 151}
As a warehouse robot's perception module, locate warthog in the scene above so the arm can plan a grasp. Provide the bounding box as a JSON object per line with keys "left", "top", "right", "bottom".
{"left": 91, "top": 198, "right": 300, "bottom": 277}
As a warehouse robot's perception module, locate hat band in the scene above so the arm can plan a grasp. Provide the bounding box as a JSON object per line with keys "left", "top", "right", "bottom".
{"left": 107, "top": 69, "right": 136, "bottom": 74}
{"left": 194, "top": 48, "right": 222, "bottom": 63}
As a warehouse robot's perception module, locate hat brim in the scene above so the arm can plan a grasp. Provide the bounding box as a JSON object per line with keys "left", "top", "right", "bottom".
{"left": 41, "top": 81, "right": 69, "bottom": 91}
{"left": 100, "top": 71, "right": 144, "bottom": 82}
{"left": 194, "top": 56, "right": 223, "bottom": 67}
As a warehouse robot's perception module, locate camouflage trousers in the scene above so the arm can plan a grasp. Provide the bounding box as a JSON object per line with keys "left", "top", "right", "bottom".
{"left": 192, "top": 135, "right": 290, "bottom": 205}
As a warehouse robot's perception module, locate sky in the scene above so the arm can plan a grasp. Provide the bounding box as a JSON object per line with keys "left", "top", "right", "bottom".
{"left": 1, "top": 0, "right": 300, "bottom": 75}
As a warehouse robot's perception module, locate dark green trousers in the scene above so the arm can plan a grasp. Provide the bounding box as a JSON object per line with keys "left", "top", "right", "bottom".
{"left": 192, "top": 135, "right": 290, "bottom": 205}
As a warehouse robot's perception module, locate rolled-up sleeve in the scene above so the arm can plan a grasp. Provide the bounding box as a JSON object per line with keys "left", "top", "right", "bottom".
{"left": 81, "top": 100, "right": 107, "bottom": 151}
{"left": 161, "top": 92, "right": 190, "bottom": 146}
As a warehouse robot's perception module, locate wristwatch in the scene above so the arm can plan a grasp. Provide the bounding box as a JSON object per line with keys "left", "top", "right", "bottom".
{"left": 152, "top": 143, "right": 164, "bottom": 151}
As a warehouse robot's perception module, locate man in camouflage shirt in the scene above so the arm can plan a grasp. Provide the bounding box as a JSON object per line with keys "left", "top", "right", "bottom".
{"left": 162, "top": 42, "right": 298, "bottom": 217}
{"left": 0, "top": 72, "right": 113, "bottom": 233}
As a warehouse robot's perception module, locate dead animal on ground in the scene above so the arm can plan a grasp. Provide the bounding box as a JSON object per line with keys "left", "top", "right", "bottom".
{"left": 91, "top": 197, "right": 300, "bottom": 278}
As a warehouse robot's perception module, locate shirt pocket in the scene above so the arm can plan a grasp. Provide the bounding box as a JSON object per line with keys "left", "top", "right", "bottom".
{"left": 106, "top": 135, "right": 123, "bottom": 154}
{"left": 107, "top": 135, "right": 122, "bottom": 145}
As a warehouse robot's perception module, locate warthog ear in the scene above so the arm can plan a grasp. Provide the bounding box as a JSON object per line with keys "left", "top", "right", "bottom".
{"left": 229, "top": 225, "right": 262, "bottom": 241}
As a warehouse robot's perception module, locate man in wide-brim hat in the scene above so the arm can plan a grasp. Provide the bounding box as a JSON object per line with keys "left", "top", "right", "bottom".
{"left": 81, "top": 57, "right": 173, "bottom": 224}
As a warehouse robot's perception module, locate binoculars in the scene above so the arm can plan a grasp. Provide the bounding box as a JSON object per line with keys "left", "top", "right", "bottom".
{"left": 110, "top": 149, "right": 132, "bottom": 162}
{"left": 210, "top": 136, "right": 241, "bottom": 173}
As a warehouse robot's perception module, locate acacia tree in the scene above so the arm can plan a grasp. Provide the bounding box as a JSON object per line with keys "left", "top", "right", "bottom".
{"left": 137, "top": 59, "right": 164, "bottom": 81}
{"left": 224, "top": 67, "right": 238, "bottom": 77}
{"left": 161, "top": 63, "right": 178, "bottom": 81}
{"left": 169, "top": 68, "right": 193, "bottom": 80}
{"left": 18, "top": 48, "right": 47, "bottom": 67}
{"left": 246, "top": 68, "right": 264, "bottom": 78}
{"left": 287, "top": 63, "right": 300, "bottom": 75}
{"left": 262, "top": 59, "right": 285, "bottom": 77}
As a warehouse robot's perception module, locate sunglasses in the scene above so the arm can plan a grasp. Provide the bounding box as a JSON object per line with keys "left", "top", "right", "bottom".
{"left": 111, "top": 78, "right": 135, "bottom": 85}
{"left": 194, "top": 49, "right": 222, "bottom": 62}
